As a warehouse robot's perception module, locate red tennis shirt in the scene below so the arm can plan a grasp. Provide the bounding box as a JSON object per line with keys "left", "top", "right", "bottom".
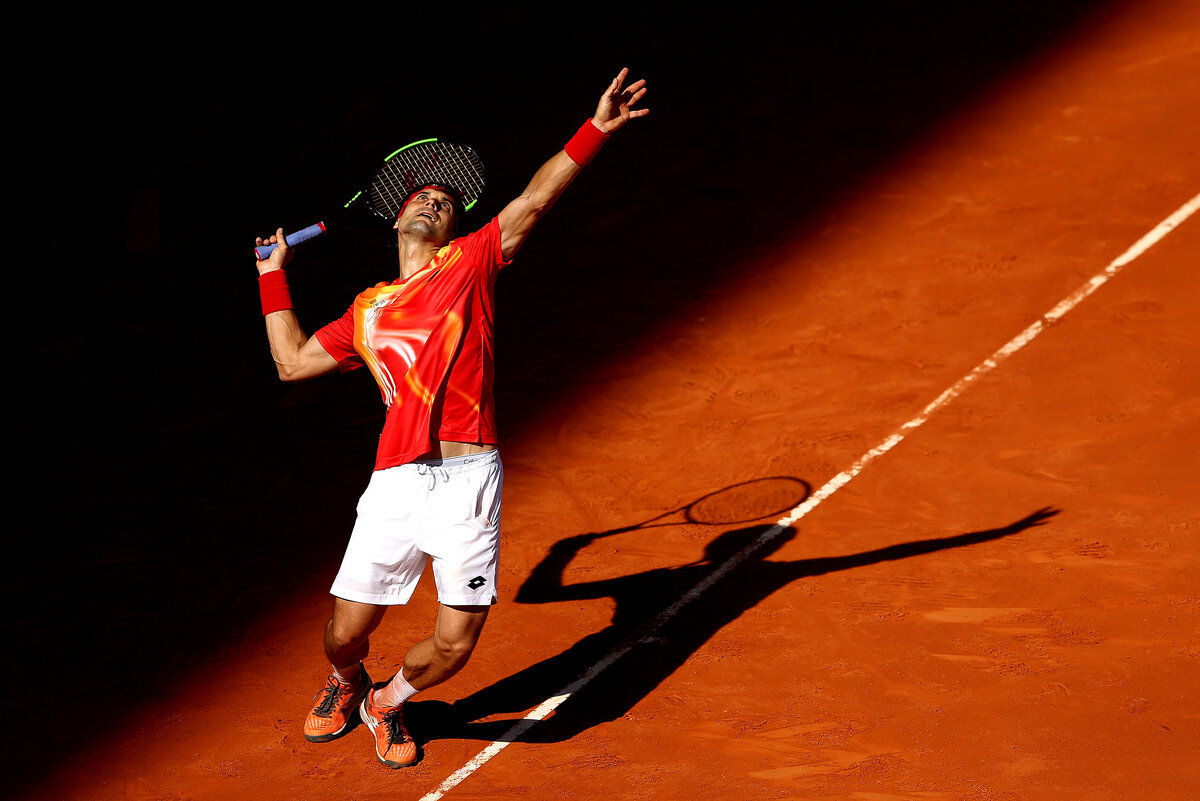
{"left": 314, "top": 217, "right": 510, "bottom": 470}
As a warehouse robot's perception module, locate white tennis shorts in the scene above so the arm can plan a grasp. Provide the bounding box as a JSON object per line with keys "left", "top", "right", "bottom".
{"left": 330, "top": 450, "right": 503, "bottom": 606}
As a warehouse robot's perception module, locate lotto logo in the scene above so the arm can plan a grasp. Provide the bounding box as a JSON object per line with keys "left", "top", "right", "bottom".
{"left": 467, "top": 576, "right": 487, "bottom": 590}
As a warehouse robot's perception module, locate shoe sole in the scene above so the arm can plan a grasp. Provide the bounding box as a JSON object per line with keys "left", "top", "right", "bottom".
{"left": 360, "top": 698, "right": 420, "bottom": 768}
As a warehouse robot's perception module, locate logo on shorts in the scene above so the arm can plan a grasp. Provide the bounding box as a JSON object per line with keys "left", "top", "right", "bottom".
{"left": 467, "top": 576, "right": 488, "bottom": 590}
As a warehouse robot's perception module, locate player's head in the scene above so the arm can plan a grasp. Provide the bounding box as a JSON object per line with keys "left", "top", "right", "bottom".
{"left": 394, "top": 184, "right": 466, "bottom": 242}
{"left": 701, "top": 524, "right": 793, "bottom": 564}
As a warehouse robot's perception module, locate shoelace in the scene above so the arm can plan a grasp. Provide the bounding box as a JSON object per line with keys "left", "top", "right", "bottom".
{"left": 312, "top": 679, "right": 345, "bottom": 718}
{"left": 382, "top": 707, "right": 412, "bottom": 745}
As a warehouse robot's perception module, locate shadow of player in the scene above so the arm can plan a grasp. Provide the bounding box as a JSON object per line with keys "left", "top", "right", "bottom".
{"left": 407, "top": 504, "right": 1059, "bottom": 745}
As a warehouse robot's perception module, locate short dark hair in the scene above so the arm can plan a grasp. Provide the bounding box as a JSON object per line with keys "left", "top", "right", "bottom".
{"left": 399, "top": 184, "right": 467, "bottom": 235}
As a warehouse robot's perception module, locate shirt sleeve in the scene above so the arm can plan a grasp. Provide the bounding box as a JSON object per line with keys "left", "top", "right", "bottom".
{"left": 455, "top": 216, "right": 511, "bottom": 274}
{"left": 313, "top": 304, "right": 364, "bottom": 372}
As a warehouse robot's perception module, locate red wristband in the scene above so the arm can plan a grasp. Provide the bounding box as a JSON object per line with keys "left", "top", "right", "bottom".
{"left": 259, "top": 269, "right": 294, "bottom": 315}
{"left": 564, "top": 119, "right": 609, "bottom": 166}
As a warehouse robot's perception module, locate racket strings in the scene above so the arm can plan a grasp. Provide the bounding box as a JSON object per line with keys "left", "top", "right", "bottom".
{"left": 372, "top": 155, "right": 418, "bottom": 219}
{"left": 369, "top": 142, "right": 486, "bottom": 220}
{"left": 440, "top": 145, "right": 486, "bottom": 209}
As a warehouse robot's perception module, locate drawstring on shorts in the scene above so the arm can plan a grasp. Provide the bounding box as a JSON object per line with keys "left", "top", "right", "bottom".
{"left": 414, "top": 462, "right": 451, "bottom": 490}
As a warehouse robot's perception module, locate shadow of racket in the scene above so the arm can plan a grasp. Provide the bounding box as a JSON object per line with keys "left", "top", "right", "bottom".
{"left": 604, "top": 476, "right": 813, "bottom": 535}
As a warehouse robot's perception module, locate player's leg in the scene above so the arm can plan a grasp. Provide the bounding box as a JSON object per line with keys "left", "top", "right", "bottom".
{"left": 304, "top": 598, "right": 386, "bottom": 743}
{"left": 397, "top": 453, "right": 501, "bottom": 691}
{"left": 325, "top": 597, "right": 388, "bottom": 672}
{"left": 309, "top": 462, "right": 432, "bottom": 744}
{"left": 360, "top": 603, "right": 489, "bottom": 768}
{"left": 360, "top": 452, "right": 501, "bottom": 766}
{"left": 402, "top": 602, "right": 491, "bottom": 690}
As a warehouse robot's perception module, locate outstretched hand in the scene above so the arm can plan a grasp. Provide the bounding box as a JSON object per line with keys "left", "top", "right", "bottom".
{"left": 592, "top": 67, "right": 649, "bottom": 134}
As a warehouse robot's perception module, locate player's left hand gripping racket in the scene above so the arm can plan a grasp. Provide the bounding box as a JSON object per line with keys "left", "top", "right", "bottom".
{"left": 255, "top": 138, "right": 487, "bottom": 260}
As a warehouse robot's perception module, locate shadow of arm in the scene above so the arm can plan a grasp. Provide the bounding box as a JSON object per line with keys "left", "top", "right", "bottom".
{"left": 515, "top": 532, "right": 616, "bottom": 604}
{"left": 801, "top": 507, "right": 1060, "bottom": 575}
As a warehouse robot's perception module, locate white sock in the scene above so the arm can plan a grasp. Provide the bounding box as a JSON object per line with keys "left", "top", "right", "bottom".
{"left": 374, "top": 669, "right": 418, "bottom": 708}
{"left": 332, "top": 662, "right": 363, "bottom": 687}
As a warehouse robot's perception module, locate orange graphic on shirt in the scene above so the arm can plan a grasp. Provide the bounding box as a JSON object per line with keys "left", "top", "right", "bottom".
{"left": 349, "top": 247, "right": 473, "bottom": 412}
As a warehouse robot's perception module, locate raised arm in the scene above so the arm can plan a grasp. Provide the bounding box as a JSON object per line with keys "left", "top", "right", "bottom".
{"left": 497, "top": 68, "right": 648, "bottom": 261}
{"left": 255, "top": 229, "right": 339, "bottom": 382}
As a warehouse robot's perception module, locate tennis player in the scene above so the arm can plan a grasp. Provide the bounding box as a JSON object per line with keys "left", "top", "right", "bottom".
{"left": 254, "top": 69, "right": 648, "bottom": 769}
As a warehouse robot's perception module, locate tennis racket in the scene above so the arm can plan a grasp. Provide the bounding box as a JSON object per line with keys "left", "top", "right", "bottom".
{"left": 254, "top": 138, "right": 487, "bottom": 260}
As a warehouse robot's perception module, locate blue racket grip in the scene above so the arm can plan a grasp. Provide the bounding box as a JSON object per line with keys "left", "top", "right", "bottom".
{"left": 254, "top": 222, "right": 327, "bottom": 261}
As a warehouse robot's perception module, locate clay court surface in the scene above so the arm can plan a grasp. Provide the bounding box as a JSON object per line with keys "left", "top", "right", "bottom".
{"left": 12, "top": 2, "right": 1198, "bottom": 799}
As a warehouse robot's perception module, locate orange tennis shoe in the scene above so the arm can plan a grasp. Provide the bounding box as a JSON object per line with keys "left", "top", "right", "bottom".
{"left": 359, "top": 686, "right": 420, "bottom": 768}
{"left": 304, "top": 669, "right": 370, "bottom": 743}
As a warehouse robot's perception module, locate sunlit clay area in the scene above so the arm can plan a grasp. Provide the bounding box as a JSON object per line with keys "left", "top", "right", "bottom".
{"left": 14, "top": 2, "right": 1198, "bottom": 799}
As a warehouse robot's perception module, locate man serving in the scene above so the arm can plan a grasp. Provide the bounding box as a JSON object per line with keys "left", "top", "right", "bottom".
{"left": 254, "top": 69, "right": 648, "bottom": 769}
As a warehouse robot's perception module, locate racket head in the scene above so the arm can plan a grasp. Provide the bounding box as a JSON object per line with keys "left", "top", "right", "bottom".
{"left": 363, "top": 139, "right": 487, "bottom": 221}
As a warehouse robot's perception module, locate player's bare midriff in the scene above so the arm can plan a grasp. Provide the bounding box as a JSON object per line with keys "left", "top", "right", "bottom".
{"left": 432, "top": 441, "right": 497, "bottom": 459}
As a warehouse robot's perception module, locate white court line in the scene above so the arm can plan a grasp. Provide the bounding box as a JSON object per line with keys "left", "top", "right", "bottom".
{"left": 420, "top": 192, "right": 1200, "bottom": 801}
